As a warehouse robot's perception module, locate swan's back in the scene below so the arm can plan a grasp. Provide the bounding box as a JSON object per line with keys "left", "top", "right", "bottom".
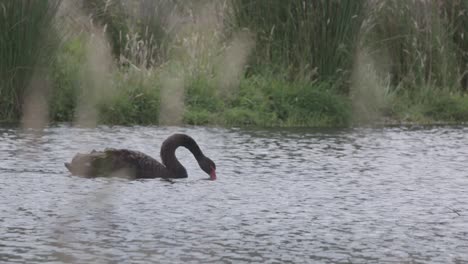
{"left": 65, "top": 148, "right": 167, "bottom": 178}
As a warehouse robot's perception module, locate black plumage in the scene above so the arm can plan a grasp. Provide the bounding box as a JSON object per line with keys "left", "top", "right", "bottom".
{"left": 65, "top": 134, "right": 217, "bottom": 180}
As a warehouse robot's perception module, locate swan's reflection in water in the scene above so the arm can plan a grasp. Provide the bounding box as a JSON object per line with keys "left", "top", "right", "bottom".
{"left": 1, "top": 125, "right": 468, "bottom": 263}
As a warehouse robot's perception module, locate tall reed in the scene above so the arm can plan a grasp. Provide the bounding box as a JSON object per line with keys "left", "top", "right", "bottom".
{"left": 82, "top": 0, "right": 129, "bottom": 59}
{"left": 441, "top": 0, "right": 468, "bottom": 90}
{"left": 0, "top": 0, "right": 61, "bottom": 121}
{"left": 229, "top": 0, "right": 367, "bottom": 90}
{"left": 364, "top": 0, "right": 463, "bottom": 92}
{"left": 82, "top": 0, "right": 179, "bottom": 68}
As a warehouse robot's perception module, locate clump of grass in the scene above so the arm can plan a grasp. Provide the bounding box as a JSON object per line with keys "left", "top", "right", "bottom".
{"left": 185, "top": 77, "right": 223, "bottom": 112}
{"left": 0, "top": 0, "right": 62, "bottom": 121}
{"left": 267, "top": 80, "right": 352, "bottom": 127}
{"left": 98, "top": 69, "right": 160, "bottom": 125}
{"left": 390, "top": 88, "right": 468, "bottom": 123}
{"left": 424, "top": 94, "right": 468, "bottom": 122}
{"left": 226, "top": 74, "right": 352, "bottom": 127}
{"left": 184, "top": 107, "right": 218, "bottom": 126}
{"left": 49, "top": 36, "right": 86, "bottom": 122}
{"left": 183, "top": 76, "right": 222, "bottom": 125}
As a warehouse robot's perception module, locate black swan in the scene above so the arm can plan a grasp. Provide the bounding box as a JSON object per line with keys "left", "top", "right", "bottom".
{"left": 65, "top": 133, "right": 216, "bottom": 180}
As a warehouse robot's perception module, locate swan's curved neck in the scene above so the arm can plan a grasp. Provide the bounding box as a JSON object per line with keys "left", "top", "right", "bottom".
{"left": 160, "top": 134, "right": 205, "bottom": 178}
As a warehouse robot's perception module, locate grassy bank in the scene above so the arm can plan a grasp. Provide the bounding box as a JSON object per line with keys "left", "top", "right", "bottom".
{"left": 50, "top": 38, "right": 352, "bottom": 127}
{"left": 1, "top": 0, "right": 468, "bottom": 127}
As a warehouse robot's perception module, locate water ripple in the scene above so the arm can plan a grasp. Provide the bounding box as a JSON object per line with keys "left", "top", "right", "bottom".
{"left": 1, "top": 125, "right": 468, "bottom": 263}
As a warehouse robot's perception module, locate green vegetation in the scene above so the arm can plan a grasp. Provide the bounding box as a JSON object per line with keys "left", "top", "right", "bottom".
{"left": 184, "top": 75, "right": 351, "bottom": 126}
{"left": 230, "top": 0, "right": 366, "bottom": 89}
{"left": 1, "top": 0, "right": 468, "bottom": 127}
{"left": 0, "top": 0, "right": 61, "bottom": 121}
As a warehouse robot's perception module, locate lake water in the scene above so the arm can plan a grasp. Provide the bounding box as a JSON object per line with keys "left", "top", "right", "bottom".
{"left": 1, "top": 125, "right": 467, "bottom": 263}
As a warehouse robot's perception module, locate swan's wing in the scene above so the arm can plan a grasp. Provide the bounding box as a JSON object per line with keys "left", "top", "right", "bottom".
{"left": 66, "top": 148, "right": 168, "bottom": 178}
{"left": 66, "top": 149, "right": 135, "bottom": 177}
{"left": 104, "top": 149, "right": 168, "bottom": 178}
{"left": 66, "top": 151, "right": 110, "bottom": 176}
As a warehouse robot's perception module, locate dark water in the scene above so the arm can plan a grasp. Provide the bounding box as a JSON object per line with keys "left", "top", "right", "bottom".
{"left": 1, "top": 125, "right": 467, "bottom": 263}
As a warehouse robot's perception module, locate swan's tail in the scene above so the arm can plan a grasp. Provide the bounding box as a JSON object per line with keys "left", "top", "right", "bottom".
{"left": 65, "top": 151, "right": 110, "bottom": 177}
{"left": 64, "top": 162, "right": 72, "bottom": 172}
{"left": 64, "top": 153, "right": 91, "bottom": 175}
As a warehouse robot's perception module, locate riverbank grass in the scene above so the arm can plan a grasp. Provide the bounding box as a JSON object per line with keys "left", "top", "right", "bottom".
{"left": 2, "top": 0, "right": 468, "bottom": 127}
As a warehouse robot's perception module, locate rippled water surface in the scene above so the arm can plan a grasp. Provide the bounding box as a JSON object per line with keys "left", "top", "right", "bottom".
{"left": 1, "top": 125, "right": 468, "bottom": 263}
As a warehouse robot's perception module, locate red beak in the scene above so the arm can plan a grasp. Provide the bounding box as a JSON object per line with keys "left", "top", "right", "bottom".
{"left": 210, "top": 168, "right": 217, "bottom": 180}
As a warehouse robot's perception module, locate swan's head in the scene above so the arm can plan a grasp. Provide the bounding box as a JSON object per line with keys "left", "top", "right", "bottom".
{"left": 199, "top": 156, "right": 216, "bottom": 180}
